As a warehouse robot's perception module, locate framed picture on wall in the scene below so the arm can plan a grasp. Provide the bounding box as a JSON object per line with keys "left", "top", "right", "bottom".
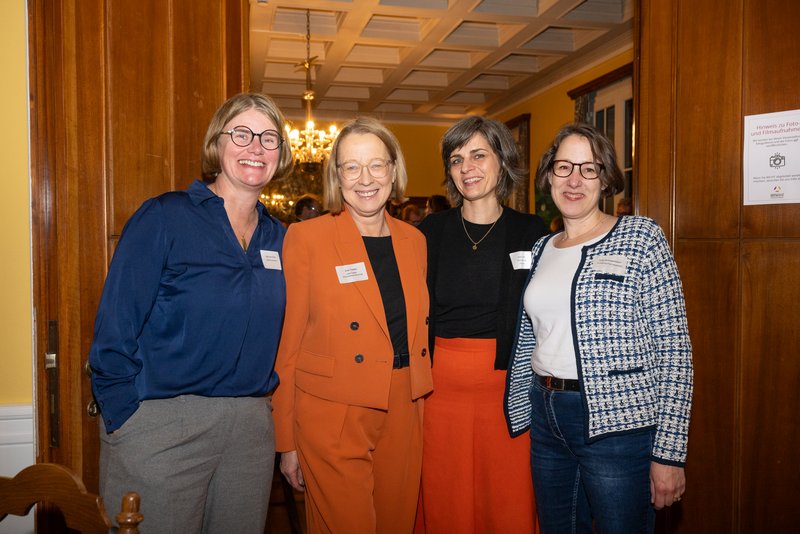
{"left": 504, "top": 113, "right": 531, "bottom": 213}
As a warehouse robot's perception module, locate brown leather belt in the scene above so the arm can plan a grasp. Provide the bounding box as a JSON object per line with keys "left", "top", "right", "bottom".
{"left": 535, "top": 373, "right": 580, "bottom": 392}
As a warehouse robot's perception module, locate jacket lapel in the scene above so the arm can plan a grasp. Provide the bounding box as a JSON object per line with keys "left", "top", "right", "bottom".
{"left": 332, "top": 210, "right": 391, "bottom": 340}
{"left": 386, "top": 215, "right": 421, "bottom": 352}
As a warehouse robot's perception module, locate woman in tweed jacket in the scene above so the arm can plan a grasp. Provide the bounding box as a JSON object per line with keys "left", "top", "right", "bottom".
{"left": 504, "top": 123, "right": 693, "bottom": 533}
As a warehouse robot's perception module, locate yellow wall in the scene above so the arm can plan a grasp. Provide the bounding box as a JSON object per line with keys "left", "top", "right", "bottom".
{"left": 389, "top": 123, "right": 450, "bottom": 198}
{"left": 0, "top": 1, "right": 33, "bottom": 405}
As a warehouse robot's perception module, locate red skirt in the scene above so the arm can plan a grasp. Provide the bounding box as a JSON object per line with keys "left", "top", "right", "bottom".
{"left": 415, "top": 337, "right": 538, "bottom": 533}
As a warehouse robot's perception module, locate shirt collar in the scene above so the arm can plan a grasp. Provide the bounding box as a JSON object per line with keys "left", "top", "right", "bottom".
{"left": 187, "top": 179, "right": 218, "bottom": 206}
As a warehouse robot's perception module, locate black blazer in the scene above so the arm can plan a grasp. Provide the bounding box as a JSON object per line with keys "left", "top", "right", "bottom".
{"left": 418, "top": 207, "right": 548, "bottom": 369}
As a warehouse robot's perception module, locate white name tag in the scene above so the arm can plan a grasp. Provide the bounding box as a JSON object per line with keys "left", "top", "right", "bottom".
{"left": 592, "top": 254, "right": 628, "bottom": 276}
{"left": 336, "top": 262, "right": 369, "bottom": 284}
{"left": 260, "top": 250, "right": 282, "bottom": 270}
{"left": 509, "top": 250, "right": 532, "bottom": 270}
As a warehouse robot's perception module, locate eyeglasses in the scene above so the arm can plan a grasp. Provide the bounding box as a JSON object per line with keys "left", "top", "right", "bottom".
{"left": 552, "top": 160, "right": 604, "bottom": 180}
{"left": 222, "top": 126, "right": 283, "bottom": 151}
{"left": 337, "top": 159, "right": 394, "bottom": 181}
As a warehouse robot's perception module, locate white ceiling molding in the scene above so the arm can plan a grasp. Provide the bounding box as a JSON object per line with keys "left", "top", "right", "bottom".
{"left": 249, "top": 0, "right": 633, "bottom": 125}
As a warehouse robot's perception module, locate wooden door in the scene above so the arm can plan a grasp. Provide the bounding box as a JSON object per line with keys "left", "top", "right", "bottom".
{"left": 636, "top": 0, "right": 800, "bottom": 531}
{"left": 28, "top": 0, "right": 248, "bottom": 495}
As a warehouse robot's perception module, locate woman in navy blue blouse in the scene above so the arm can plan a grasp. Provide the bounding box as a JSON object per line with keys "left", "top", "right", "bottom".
{"left": 89, "top": 93, "right": 293, "bottom": 533}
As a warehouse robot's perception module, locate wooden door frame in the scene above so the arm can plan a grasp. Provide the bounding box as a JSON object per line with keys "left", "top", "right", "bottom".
{"left": 27, "top": 0, "right": 250, "bottom": 492}
{"left": 29, "top": 0, "right": 105, "bottom": 490}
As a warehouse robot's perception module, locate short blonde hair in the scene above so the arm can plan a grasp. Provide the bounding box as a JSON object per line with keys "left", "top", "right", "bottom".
{"left": 201, "top": 93, "right": 294, "bottom": 182}
{"left": 323, "top": 117, "right": 408, "bottom": 214}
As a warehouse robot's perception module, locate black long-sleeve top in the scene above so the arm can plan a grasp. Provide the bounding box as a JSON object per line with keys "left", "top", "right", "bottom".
{"left": 418, "top": 206, "right": 548, "bottom": 370}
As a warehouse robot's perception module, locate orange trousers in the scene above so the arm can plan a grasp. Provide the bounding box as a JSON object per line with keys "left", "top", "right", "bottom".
{"left": 415, "top": 337, "right": 538, "bottom": 534}
{"left": 295, "top": 368, "right": 423, "bottom": 534}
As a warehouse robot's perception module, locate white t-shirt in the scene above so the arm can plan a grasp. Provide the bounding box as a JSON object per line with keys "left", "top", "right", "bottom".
{"left": 523, "top": 232, "right": 606, "bottom": 379}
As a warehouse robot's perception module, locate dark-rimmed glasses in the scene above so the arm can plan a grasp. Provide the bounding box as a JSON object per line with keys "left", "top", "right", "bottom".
{"left": 222, "top": 126, "right": 283, "bottom": 150}
{"left": 552, "top": 160, "right": 604, "bottom": 180}
{"left": 337, "top": 159, "right": 394, "bottom": 181}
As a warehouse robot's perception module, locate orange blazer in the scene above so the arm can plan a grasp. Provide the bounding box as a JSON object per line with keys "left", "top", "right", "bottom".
{"left": 272, "top": 209, "right": 433, "bottom": 451}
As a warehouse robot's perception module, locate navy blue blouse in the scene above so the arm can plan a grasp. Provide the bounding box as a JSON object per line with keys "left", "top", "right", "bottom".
{"left": 89, "top": 180, "right": 286, "bottom": 432}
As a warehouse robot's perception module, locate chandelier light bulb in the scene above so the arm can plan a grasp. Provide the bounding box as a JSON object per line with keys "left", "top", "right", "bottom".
{"left": 282, "top": 9, "right": 338, "bottom": 167}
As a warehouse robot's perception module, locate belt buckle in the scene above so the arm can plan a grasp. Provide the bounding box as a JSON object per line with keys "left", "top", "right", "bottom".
{"left": 541, "top": 375, "right": 568, "bottom": 391}
{"left": 543, "top": 376, "right": 560, "bottom": 390}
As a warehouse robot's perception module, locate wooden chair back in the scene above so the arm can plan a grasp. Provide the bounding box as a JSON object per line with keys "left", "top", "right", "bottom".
{"left": 0, "top": 462, "right": 142, "bottom": 533}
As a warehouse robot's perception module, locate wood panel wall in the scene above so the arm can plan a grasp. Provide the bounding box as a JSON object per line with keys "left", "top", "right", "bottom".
{"left": 636, "top": 0, "right": 800, "bottom": 531}
{"left": 29, "top": 0, "right": 248, "bottom": 491}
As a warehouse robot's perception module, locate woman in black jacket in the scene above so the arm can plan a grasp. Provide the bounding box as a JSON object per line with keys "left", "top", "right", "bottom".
{"left": 415, "top": 116, "right": 547, "bottom": 533}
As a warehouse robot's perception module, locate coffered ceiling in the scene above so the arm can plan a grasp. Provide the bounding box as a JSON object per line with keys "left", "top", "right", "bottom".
{"left": 249, "top": 0, "right": 633, "bottom": 125}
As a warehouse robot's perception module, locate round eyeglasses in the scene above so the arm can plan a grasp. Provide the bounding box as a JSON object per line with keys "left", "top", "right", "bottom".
{"left": 337, "top": 159, "right": 394, "bottom": 181}
{"left": 222, "top": 126, "right": 283, "bottom": 151}
{"left": 552, "top": 160, "right": 604, "bottom": 180}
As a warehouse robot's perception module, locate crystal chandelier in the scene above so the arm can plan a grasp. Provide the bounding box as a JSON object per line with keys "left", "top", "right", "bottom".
{"left": 285, "top": 10, "right": 337, "bottom": 169}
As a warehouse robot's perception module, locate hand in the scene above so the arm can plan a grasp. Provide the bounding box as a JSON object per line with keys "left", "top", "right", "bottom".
{"left": 650, "top": 462, "right": 685, "bottom": 509}
{"left": 280, "top": 450, "right": 306, "bottom": 492}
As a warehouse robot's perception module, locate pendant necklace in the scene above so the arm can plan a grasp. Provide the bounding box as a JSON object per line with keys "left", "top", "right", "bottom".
{"left": 238, "top": 214, "right": 258, "bottom": 252}
{"left": 461, "top": 208, "right": 501, "bottom": 251}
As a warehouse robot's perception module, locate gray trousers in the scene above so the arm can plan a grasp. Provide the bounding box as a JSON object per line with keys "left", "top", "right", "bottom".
{"left": 99, "top": 395, "right": 274, "bottom": 534}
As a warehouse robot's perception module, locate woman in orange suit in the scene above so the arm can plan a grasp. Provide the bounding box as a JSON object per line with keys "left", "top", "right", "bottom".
{"left": 272, "top": 117, "right": 433, "bottom": 534}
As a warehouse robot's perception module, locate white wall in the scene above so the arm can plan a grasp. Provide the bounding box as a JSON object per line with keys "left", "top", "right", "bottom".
{"left": 0, "top": 404, "right": 35, "bottom": 534}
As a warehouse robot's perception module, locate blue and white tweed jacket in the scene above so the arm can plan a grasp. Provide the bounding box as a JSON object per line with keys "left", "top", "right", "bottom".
{"left": 504, "top": 216, "right": 693, "bottom": 466}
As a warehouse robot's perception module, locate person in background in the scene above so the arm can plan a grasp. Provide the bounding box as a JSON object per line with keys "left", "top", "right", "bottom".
{"left": 401, "top": 202, "right": 425, "bottom": 225}
{"left": 425, "top": 194, "right": 451, "bottom": 216}
{"left": 273, "top": 117, "right": 433, "bottom": 533}
{"left": 616, "top": 196, "right": 633, "bottom": 216}
{"left": 415, "top": 115, "right": 547, "bottom": 534}
{"left": 294, "top": 193, "right": 323, "bottom": 222}
{"left": 89, "top": 92, "right": 293, "bottom": 533}
{"left": 505, "top": 123, "right": 693, "bottom": 533}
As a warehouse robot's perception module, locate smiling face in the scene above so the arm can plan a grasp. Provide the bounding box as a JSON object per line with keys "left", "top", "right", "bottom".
{"left": 448, "top": 133, "right": 501, "bottom": 205}
{"left": 337, "top": 132, "right": 395, "bottom": 223}
{"left": 549, "top": 134, "right": 603, "bottom": 222}
{"left": 217, "top": 108, "right": 281, "bottom": 192}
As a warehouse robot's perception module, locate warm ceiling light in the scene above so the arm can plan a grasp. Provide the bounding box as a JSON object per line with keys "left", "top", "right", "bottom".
{"left": 285, "top": 9, "right": 337, "bottom": 170}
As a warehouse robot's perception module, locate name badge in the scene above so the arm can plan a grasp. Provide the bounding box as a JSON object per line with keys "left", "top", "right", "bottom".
{"left": 592, "top": 255, "right": 628, "bottom": 276}
{"left": 509, "top": 250, "right": 532, "bottom": 270}
{"left": 260, "top": 250, "right": 282, "bottom": 270}
{"left": 336, "top": 262, "right": 369, "bottom": 284}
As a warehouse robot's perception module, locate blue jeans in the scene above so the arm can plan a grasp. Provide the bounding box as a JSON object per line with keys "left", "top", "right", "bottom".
{"left": 529, "top": 381, "right": 655, "bottom": 534}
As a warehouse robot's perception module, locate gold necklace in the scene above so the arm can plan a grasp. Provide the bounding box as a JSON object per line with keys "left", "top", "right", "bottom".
{"left": 461, "top": 209, "right": 501, "bottom": 251}
{"left": 559, "top": 215, "right": 606, "bottom": 247}
{"left": 207, "top": 183, "right": 256, "bottom": 251}
{"left": 238, "top": 215, "right": 258, "bottom": 251}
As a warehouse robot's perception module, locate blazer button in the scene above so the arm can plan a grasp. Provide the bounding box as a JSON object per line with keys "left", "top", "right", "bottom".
{"left": 354, "top": 354, "right": 364, "bottom": 363}
{"left": 421, "top": 348, "right": 427, "bottom": 357}
{"left": 425, "top": 316, "right": 429, "bottom": 325}
{"left": 350, "top": 321, "right": 359, "bottom": 330}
